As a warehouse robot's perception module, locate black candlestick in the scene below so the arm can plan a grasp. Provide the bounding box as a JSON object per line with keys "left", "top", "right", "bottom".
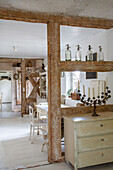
{"left": 78, "top": 87, "right": 111, "bottom": 117}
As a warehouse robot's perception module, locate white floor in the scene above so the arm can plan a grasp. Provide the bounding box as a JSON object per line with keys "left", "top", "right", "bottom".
{"left": 0, "top": 116, "right": 48, "bottom": 170}
{"left": 0, "top": 113, "right": 113, "bottom": 170}
{"left": 25, "top": 162, "right": 113, "bottom": 170}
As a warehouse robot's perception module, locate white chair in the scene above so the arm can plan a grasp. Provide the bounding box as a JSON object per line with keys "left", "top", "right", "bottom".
{"left": 41, "top": 129, "right": 48, "bottom": 152}
{"left": 0, "top": 92, "right": 3, "bottom": 111}
{"left": 29, "top": 105, "right": 47, "bottom": 144}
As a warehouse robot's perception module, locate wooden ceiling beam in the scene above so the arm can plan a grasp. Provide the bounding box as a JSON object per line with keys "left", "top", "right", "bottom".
{"left": 0, "top": 7, "right": 113, "bottom": 29}
{"left": 0, "top": 58, "right": 21, "bottom": 63}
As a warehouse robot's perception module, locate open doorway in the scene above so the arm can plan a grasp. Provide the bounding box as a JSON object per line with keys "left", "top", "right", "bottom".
{"left": 0, "top": 70, "right": 12, "bottom": 112}
{"left": 0, "top": 19, "right": 48, "bottom": 169}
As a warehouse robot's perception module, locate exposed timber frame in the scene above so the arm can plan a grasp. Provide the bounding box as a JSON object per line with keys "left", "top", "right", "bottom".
{"left": 0, "top": 58, "right": 21, "bottom": 63}
{"left": 48, "top": 22, "right": 61, "bottom": 162}
{"left": 0, "top": 7, "right": 113, "bottom": 29}
{"left": 21, "top": 59, "right": 26, "bottom": 116}
{"left": 1, "top": 7, "right": 113, "bottom": 163}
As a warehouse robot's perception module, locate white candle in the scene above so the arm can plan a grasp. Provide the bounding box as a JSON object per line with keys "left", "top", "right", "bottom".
{"left": 102, "top": 82, "right": 103, "bottom": 92}
{"left": 78, "top": 80, "right": 80, "bottom": 90}
{"left": 98, "top": 81, "right": 100, "bottom": 86}
{"left": 98, "top": 86, "right": 100, "bottom": 96}
{"left": 88, "top": 87, "right": 90, "bottom": 98}
{"left": 92, "top": 88, "right": 95, "bottom": 97}
{"left": 83, "top": 85, "right": 85, "bottom": 95}
{"left": 104, "top": 81, "right": 106, "bottom": 94}
{"left": 106, "top": 77, "right": 108, "bottom": 87}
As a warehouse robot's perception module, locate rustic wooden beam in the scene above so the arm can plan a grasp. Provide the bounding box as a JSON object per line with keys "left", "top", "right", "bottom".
{"left": 27, "top": 82, "right": 39, "bottom": 99}
{"left": 0, "top": 58, "right": 21, "bottom": 63}
{"left": 0, "top": 7, "right": 113, "bottom": 29}
{"left": 48, "top": 21, "right": 61, "bottom": 162}
{"left": 26, "top": 72, "right": 40, "bottom": 105}
{"left": 26, "top": 74, "right": 36, "bottom": 87}
{"left": 21, "top": 59, "right": 26, "bottom": 116}
{"left": 26, "top": 72, "right": 40, "bottom": 77}
{"left": 59, "top": 61, "right": 113, "bottom": 72}
{"left": 26, "top": 98, "right": 36, "bottom": 104}
{"left": 61, "top": 105, "right": 113, "bottom": 116}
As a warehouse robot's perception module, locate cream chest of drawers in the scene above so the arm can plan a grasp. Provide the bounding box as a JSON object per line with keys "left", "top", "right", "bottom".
{"left": 64, "top": 112, "right": 113, "bottom": 170}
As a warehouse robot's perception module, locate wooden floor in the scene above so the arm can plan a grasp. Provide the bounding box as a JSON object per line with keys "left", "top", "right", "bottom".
{"left": 0, "top": 111, "right": 113, "bottom": 170}
{"left": 0, "top": 115, "right": 48, "bottom": 170}
{"left": 23, "top": 161, "right": 113, "bottom": 170}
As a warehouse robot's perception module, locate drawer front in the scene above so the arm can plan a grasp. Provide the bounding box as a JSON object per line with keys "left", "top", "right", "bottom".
{"left": 78, "top": 148, "right": 113, "bottom": 168}
{"left": 77, "top": 119, "right": 113, "bottom": 136}
{"left": 78, "top": 134, "right": 113, "bottom": 152}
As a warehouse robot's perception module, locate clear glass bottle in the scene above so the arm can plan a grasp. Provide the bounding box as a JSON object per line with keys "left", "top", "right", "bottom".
{"left": 98, "top": 46, "right": 104, "bottom": 61}
{"left": 87, "top": 45, "right": 93, "bottom": 61}
{"left": 75, "top": 45, "right": 82, "bottom": 61}
{"left": 65, "top": 44, "right": 71, "bottom": 61}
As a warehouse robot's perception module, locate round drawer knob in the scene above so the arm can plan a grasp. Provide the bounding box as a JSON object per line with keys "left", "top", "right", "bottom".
{"left": 101, "top": 138, "right": 104, "bottom": 141}
{"left": 100, "top": 124, "right": 103, "bottom": 127}
{"left": 102, "top": 153, "right": 104, "bottom": 157}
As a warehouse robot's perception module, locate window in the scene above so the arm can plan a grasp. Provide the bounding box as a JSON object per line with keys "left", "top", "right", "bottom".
{"left": 72, "top": 71, "right": 80, "bottom": 92}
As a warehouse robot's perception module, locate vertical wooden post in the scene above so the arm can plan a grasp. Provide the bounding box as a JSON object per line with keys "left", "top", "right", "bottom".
{"left": 48, "top": 21, "right": 61, "bottom": 162}
{"left": 21, "top": 59, "right": 26, "bottom": 116}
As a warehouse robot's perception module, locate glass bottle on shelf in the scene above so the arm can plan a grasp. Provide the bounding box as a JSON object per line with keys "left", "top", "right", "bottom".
{"left": 65, "top": 44, "right": 71, "bottom": 61}
{"left": 98, "top": 46, "right": 104, "bottom": 61}
{"left": 87, "top": 45, "right": 93, "bottom": 61}
{"left": 75, "top": 45, "right": 82, "bottom": 61}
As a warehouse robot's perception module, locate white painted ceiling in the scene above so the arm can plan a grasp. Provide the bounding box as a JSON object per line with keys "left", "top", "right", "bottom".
{"left": 0, "top": 19, "right": 106, "bottom": 59}
{"left": 0, "top": 0, "right": 113, "bottom": 20}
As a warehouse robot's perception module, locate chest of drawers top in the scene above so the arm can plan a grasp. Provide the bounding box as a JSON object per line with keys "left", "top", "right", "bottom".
{"left": 64, "top": 112, "right": 113, "bottom": 137}
{"left": 63, "top": 112, "right": 113, "bottom": 123}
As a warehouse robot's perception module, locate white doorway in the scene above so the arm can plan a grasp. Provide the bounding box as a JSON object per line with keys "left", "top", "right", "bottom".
{"left": 0, "top": 71, "right": 12, "bottom": 112}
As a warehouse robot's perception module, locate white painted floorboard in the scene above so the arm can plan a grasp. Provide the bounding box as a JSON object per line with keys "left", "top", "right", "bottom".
{"left": 0, "top": 116, "right": 48, "bottom": 170}
{"left": 0, "top": 113, "right": 113, "bottom": 170}
{"left": 24, "top": 161, "right": 113, "bottom": 170}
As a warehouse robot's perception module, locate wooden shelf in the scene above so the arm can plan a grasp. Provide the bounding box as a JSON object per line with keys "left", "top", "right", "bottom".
{"left": 59, "top": 61, "right": 113, "bottom": 72}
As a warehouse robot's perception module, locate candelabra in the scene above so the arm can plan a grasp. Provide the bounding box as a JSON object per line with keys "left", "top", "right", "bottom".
{"left": 78, "top": 87, "right": 111, "bottom": 117}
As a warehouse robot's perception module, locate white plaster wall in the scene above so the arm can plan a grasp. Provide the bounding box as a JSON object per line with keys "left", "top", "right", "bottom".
{"left": 12, "top": 69, "right": 16, "bottom": 111}
{"left": 106, "top": 28, "right": 113, "bottom": 104}
{"left": 61, "top": 72, "right": 73, "bottom": 96}
{"left": 106, "top": 28, "right": 113, "bottom": 61}
{"left": 0, "top": 79, "right": 11, "bottom": 103}
{"left": 61, "top": 73, "right": 66, "bottom": 95}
